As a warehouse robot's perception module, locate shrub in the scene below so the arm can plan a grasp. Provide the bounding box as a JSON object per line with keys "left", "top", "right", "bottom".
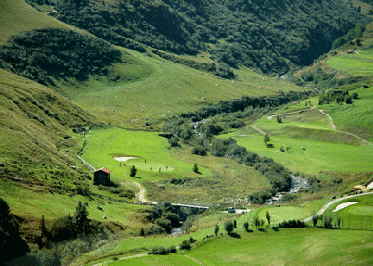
{"left": 192, "top": 146, "right": 207, "bottom": 156}
{"left": 278, "top": 219, "right": 306, "bottom": 228}
{"left": 180, "top": 240, "right": 191, "bottom": 250}
{"left": 130, "top": 166, "right": 137, "bottom": 177}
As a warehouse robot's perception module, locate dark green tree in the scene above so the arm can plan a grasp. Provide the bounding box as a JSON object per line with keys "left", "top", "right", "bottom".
{"left": 224, "top": 221, "right": 234, "bottom": 235}
{"left": 265, "top": 211, "right": 271, "bottom": 225}
{"left": 130, "top": 165, "right": 137, "bottom": 177}
{"left": 193, "top": 163, "right": 200, "bottom": 174}
{"left": 214, "top": 224, "right": 220, "bottom": 236}
{"left": 243, "top": 222, "right": 250, "bottom": 232}
{"left": 312, "top": 215, "right": 319, "bottom": 227}
{"left": 74, "top": 201, "right": 90, "bottom": 235}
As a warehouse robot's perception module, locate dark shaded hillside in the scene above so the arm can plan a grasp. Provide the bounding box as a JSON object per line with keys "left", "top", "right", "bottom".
{"left": 0, "top": 28, "right": 122, "bottom": 86}
{"left": 30, "top": 0, "right": 365, "bottom": 74}
{"left": 0, "top": 69, "right": 94, "bottom": 189}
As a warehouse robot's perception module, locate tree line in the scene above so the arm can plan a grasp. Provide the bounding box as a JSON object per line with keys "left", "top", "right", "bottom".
{"left": 0, "top": 28, "right": 122, "bottom": 85}
{"left": 163, "top": 90, "right": 316, "bottom": 203}
{"left": 26, "top": 0, "right": 366, "bottom": 74}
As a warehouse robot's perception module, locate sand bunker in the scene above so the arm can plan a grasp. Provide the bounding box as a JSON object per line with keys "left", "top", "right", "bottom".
{"left": 114, "top": 156, "right": 138, "bottom": 162}
{"left": 332, "top": 202, "right": 358, "bottom": 213}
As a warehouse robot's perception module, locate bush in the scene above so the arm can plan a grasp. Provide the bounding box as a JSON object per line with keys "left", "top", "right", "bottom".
{"left": 180, "top": 240, "right": 191, "bottom": 250}
{"left": 229, "top": 232, "right": 241, "bottom": 238}
{"left": 192, "top": 146, "right": 207, "bottom": 156}
{"left": 278, "top": 219, "right": 306, "bottom": 228}
{"left": 130, "top": 166, "right": 137, "bottom": 177}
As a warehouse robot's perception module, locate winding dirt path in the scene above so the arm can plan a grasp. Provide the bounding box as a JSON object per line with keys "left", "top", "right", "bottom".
{"left": 92, "top": 253, "right": 148, "bottom": 266}
{"left": 184, "top": 254, "right": 204, "bottom": 265}
{"left": 318, "top": 109, "right": 371, "bottom": 145}
{"left": 251, "top": 125, "right": 267, "bottom": 136}
{"left": 318, "top": 109, "right": 337, "bottom": 130}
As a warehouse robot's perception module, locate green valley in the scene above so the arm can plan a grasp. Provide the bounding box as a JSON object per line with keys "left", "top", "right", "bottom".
{"left": 1, "top": 0, "right": 373, "bottom": 265}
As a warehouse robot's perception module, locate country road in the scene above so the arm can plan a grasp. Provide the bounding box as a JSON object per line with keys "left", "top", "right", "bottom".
{"left": 303, "top": 191, "right": 373, "bottom": 223}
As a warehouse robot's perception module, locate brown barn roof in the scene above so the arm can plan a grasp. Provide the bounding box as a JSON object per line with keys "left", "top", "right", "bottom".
{"left": 96, "top": 168, "right": 110, "bottom": 174}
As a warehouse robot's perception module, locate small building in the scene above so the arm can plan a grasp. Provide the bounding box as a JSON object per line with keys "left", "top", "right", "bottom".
{"left": 93, "top": 168, "right": 111, "bottom": 186}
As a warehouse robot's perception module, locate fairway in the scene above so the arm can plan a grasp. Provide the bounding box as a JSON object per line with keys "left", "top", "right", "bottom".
{"left": 255, "top": 206, "right": 312, "bottom": 225}
{"left": 221, "top": 105, "right": 373, "bottom": 175}
{"left": 82, "top": 128, "right": 211, "bottom": 183}
{"left": 111, "top": 229, "right": 373, "bottom": 266}
{"left": 325, "top": 194, "right": 373, "bottom": 231}
{"left": 322, "top": 87, "right": 373, "bottom": 141}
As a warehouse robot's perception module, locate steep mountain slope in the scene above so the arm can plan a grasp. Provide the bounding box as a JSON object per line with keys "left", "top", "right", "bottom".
{"left": 0, "top": 69, "right": 94, "bottom": 188}
{"left": 31, "top": 0, "right": 365, "bottom": 73}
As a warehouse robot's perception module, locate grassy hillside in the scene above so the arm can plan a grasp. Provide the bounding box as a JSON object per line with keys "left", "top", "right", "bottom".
{"left": 57, "top": 49, "right": 303, "bottom": 128}
{"left": 90, "top": 227, "right": 373, "bottom": 266}
{"left": 221, "top": 99, "right": 373, "bottom": 175}
{"left": 0, "top": 0, "right": 69, "bottom": 44}
{"left": 0, "top": 69, "right": 93, "bottom": 187}
{"left": 82, "top": 127, "right": 270, "bottom": 204}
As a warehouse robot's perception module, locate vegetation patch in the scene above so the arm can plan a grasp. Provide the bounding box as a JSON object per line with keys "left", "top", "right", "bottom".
{"left": 0, "top": 28, "right": 122, "bottom": 85}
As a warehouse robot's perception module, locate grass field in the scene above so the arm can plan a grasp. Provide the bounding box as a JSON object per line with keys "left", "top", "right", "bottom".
{"left": 253, "top": 206, "right": 313, "bottom": 226}
{"left": 324, "top": 194, "right": 373, "bottom": 231}
{"left": 221, "top": 105, "right": 373, "bottom": 175}
{"left": 322, "top": 87, "right": 373, "bottom": 141}
{"left": 83, "top": 127, "right": 270, "bottom": 204}
{"left": 0, "top": 179, "right": 147, "bottom": 231}
{"left": 111, "top": 228, "right": 373, "bottom": 266}
{"left": 327, "top": 49, "right": 373, "bottom": 77}
{"left": 82, "top": 127, "right": 211, "bottom": 183}
{"left": 58, "top": 48, "right": 303, "bottom": 128}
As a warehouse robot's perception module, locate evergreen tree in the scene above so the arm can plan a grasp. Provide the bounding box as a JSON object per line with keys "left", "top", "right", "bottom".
{"left": 130, "top": 165, "right": 137, "bottom": 177}
{"left": 214, "top": 224, "right": 220, "bottom": 236}
{"left": 193, "top": 163, "right": 200, "bottom": 174}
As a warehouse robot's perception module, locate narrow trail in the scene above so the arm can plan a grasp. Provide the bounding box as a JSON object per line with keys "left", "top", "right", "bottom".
{"left": 318, "top": 109, "right": 372, "bottom": 145}
{"left": 184, "top": 254, "right": 204, "bottom": 265}
{"left": 76, "top": 155, "right": 96, "bottom": 172}
{"left": 318, "top": 109, "right": 336, "bottom": 130}
{"left": 303, "top": 191, "right": 373, "bottom": 223}
{"left": 92, "top": 253, "right": 148, "bottom": 266}
{"left": 267, "top": 108, "right": 312, "bottom": 120}
{"left": 251, "top": 125, "right": 267, "bottom": 136}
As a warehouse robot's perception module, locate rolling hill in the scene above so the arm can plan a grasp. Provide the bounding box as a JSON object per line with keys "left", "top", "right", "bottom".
{"left": 1, "top": 0, "right": 373, "bottom": 265}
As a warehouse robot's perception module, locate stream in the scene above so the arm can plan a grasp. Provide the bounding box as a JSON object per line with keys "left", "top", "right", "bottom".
{"left": 266, "top": 175, "right": 310, "bottom": 205}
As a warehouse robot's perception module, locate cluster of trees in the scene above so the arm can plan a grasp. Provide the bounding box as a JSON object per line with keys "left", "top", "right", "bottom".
{"left": 0, "top": 198, "right": 29, "bottom": 263}
{"left": 319, "top": 89, "right": 359, "bottom": 105}
{"left": 164, "top": 92, "right": 315, "bottom": 202}
{"left": 27, "top": 0, "right": 365, "bottom": 74}
{"left": 152, "top": 49, "right": 235, "bottom": 79}
{"left": 144, "top": 202, "right": 201, "bottom": 234}
{"left": 0, "top": 28, "right": 122, "bottom": 85}
{"left": 43, "top": 202, "right": 106, "bottom": 244}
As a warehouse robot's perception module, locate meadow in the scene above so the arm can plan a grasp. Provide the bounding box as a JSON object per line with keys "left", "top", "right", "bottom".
{"left": 221, "top": 104, "right": 373, "bottom": 175}
{"left": 82, "top": 127, "right": 211, "bottom": 183}
{"left": 110, "top": 228, "right": 373, "bottom": 266}
{"left": 0, "top": 179, "right": 148, "bottom": 231}
{"left": 58, "top": 48, "right": 303, "bottom": 128}
{"left": 327, "top": 49, "right": 373, "bottom": 77}
{"left": 322, "top": 87, "right": 373, "bottom": 141}
{"left": 82, "top": 127, "right": 270, "bottom": 204}
{"left": 324, "top": 194, "right": 373, "bottom": 231}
